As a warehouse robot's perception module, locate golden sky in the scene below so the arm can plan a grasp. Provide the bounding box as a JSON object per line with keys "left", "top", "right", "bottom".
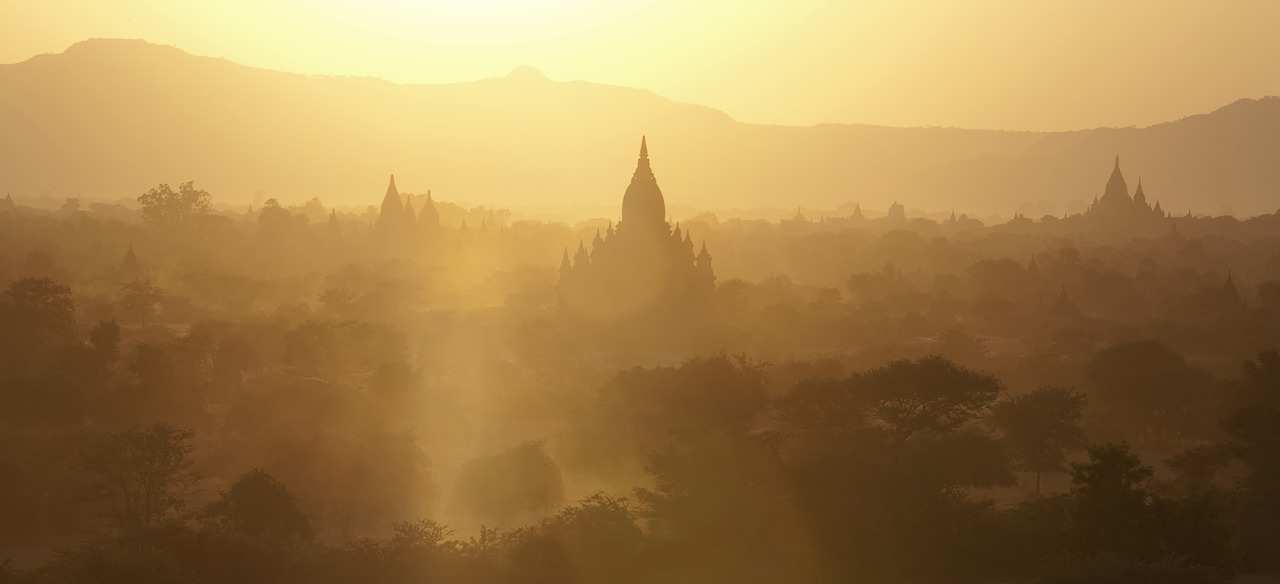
{"left": 3, "top": 0, "right": 1278, "bottom": 130}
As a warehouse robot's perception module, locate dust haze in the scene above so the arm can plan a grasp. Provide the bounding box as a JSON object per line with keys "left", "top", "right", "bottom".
{"left": 2, "top": 13, "right": 1280, "bottom": 584}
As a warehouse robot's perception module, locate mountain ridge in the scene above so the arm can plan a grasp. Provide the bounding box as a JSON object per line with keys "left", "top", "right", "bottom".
{"left": 1, "top": 39, "right": 1277, "bottom": 216}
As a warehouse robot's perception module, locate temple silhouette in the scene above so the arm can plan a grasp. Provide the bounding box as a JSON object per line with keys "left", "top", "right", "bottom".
{"left": 1086, "top": 155, "right": 1167, "bottom": 221}
{"left": 374, "top": 174, "right": 441, "bottom": 242}
{"left": 557, "top": 137, "right": 715, "bottom": 343}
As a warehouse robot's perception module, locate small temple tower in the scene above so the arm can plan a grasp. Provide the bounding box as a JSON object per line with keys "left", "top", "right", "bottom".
{"left": 402, "top": 193, "right": 419, "bottom": 235}
{"left": 121, "top": 241, "right": 144, "bottom": 281}
{"left": 375, "top": 174, "right": 403, "bottom": 236}
{"left": 419, "top": 191, "right": 440, "bottom": 233}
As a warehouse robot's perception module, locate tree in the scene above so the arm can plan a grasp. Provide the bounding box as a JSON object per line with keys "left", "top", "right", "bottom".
{"left": 636, "top": 428, "right": 810, "bottom": 584}
{"left": 1258, "top": 280, "right": 1280, "bottom": 311}
{"left": 120, "top": 280, "right": 166, "bottom": 326}
{"left": 81, "top": 424, "right": 201, "bottom": 531}
{"left": 1222, "top": 352, "right": 1280, "bottom": 568}
{"left": 990, "top": 386, "right": 1088, "bottom": 494}
{"left": 137, "top": 181, "right": 212, "bottom": 225}
{"left": 1083, "top": 340, "right": 1216, "bottom": 450}
{"left": 1067, "top": 443, "right": 1153, "bottom": 557}
{"left": 857, "top": 355, "right": 1004, "bottom": 448}
{"left": 0, "top": 277, "right": 77, "bottom": 373}
{"left": 204, "top": 468, "right": 311, "bottom": 540}
{"left": 1238, "top": 349, "right": 1280, "bottom": 407}
{"left": 256, "top": 198, "right": 304, "bottom": 239}
{"left": 455, "top": 442, "right": 563, "bottom": 526}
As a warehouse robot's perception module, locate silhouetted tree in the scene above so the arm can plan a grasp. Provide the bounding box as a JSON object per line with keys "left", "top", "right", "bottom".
{"left": 1083, "top": 341, "right": 1216, "bottom": 451}
{"left": 138, "top": 181, "right": 212, "bottom": 226}
{"left": 52, "top": 543, "right": 198, "bottom": 584}
{"left": 990, "top": 386, "right": 1088, "bottom": 494}
{"left": 1222, "top": 352, "right": 1280, "bottom": 569}
{"left": 455, "top": 441, "right": 564, "bottom": 526}
{"left": 858, "top": 355, "right": 1004, "bottom": 448}
{"left": 82, "top": 424, "right": 201, "bottom": 532}
{"left": 120, "top": 280, "right": 166, "bottom": 326}
{"left": 0, "top": 277, "right": 77, "bottom": 373}
{"left": 1066, "top": 443, "right": 1153, "bottom": 557}
{"left": 203, "top": 468, "right": 311, "bottom": 540}
{"left": 637, "top": 428, "right": 809, "bottom": 584}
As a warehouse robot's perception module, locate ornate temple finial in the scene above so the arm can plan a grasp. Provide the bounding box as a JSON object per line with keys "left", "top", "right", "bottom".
{"left": 632, "top": 136, "right": 654, "bottom": 181}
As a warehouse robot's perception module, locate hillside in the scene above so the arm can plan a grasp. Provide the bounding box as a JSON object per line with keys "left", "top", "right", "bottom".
{"left": 1, "top": 39, "right": 1277, "bottom": 216}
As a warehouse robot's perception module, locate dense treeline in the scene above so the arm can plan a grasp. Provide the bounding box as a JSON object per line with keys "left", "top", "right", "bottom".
{"left": 2, "top": 188, "right": 1280, "bottom": 583}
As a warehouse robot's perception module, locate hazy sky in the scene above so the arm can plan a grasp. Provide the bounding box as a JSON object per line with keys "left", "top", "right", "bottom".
{"left": 3, "top": 0, "right": 1278, "bottom": 130}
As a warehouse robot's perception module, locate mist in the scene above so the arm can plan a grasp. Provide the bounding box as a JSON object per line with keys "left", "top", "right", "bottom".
{"left": 3, "top": 19, "right": 1280, "bottom": 584}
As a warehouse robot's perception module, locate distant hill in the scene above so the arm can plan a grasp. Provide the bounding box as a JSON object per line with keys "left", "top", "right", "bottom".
{"left": 2, "top": 39, "right": 1277, "bottom": 216}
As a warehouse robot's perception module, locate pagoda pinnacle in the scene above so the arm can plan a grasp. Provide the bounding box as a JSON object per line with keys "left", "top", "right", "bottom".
{"left": 633, "top": 136, "right": 653, "bottom": 181}
{"left": 621, "top": 135, "right": 665, "bottom": 228}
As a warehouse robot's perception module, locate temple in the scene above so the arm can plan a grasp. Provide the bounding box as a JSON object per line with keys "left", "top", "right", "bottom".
{"left": 557, "top": 137, "right": 715, "bottom": 340}
{"left": 1086, "top": 155, "right": 1167, "bottom": 221}
{"left": 373, "top": 174, "right": 441, "bottom": 244}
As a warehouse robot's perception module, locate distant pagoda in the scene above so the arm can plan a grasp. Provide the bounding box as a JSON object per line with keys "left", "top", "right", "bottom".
{"left": 1086, "top": 155, "right": 1166, "bottom": 221}
{"left": 373, "top": 174, "right": 441, "bottom": 245}
{"left": 557, "top": 137, "right": 715, "bottom": 341}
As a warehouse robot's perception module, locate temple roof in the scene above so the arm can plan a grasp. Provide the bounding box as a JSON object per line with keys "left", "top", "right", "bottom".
{"left": 419, "top": 190, "right": 439, "bottom": 227}
{"left": 621, "top": 136, "right": 666, "bottom": 230}
{"left": 1100, "top": 154, "right": 1130, "bottom": 205}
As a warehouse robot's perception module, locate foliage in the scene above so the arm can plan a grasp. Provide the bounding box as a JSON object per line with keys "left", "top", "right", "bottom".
{"left": 137, "top": 181, "right": 212, "bottom": 225}
{"left": 81, "top": 424, "right": 202, "bottom": 532}
{"left": 203, "top": 468, "right": 312, "bottom": 540}
{"left": 51, "top": 543, "right": 199, "bottom": 584}
{"left": 1066, "top": 442, "right": 1154, "bottom": 556}
{"left": 990, "top": 386, "right": 1088, "bottom": 492}
{"left": 857, "top": 355, "right": 1004, "bottom": 447}
{"left": 456, "top": 441, "right": 564, "bottom": 525}
{"left": 0, "top": 278, "right": 77, "bottom": 373}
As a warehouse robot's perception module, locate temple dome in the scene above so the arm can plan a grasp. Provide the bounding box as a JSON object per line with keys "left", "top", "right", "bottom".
{"left": 621, "top": 136, "right": 666, "bottom": 230}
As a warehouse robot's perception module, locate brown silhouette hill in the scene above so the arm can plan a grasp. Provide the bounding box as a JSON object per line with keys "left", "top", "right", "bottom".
{"left": 2, "top": 39, "right": 1277, "bottom": 215}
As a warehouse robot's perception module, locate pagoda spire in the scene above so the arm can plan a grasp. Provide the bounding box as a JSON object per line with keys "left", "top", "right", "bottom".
{"left": 621, "top": 135, "right": 665, "bottom": 228}
{"left": 1100, "top": 153, "right": 1129, "bottom": 205}
{"left": 418, "top": 190, "right": 440, "bottom": 230}
{"left": 633, "top": 136, "right": 653, "bottom": 182}
{"left": 403, "top": 193, "right": 418, "bottom": 232}
{"left": 376, "top": 174, "right": 404, "bottom": 234}
{"left": 121, "top": 240, "right": 143, "bottom": 279}
{"left": 1133, "top": 177, "right": 1149, "bottom": 209}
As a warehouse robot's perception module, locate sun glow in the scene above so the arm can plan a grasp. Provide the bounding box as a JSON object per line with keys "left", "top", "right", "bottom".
{"left": 2, "top": 0, "right": 1276, "bottom": 129}
{"left": 316, "top": 0, "right": 607, "bottom": 43}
